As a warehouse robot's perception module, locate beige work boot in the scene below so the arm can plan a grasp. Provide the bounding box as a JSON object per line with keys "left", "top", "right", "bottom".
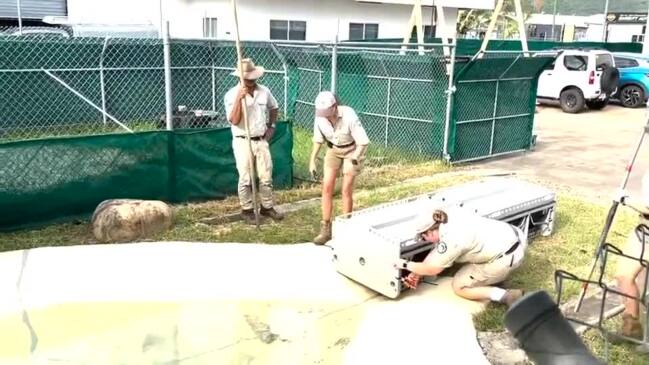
{"left": 621, "top": 314, "right": 643, "bottom": 340}
{"left": 608, "top": 313, "right": 644, "bottom": 344}
{"left": 313, "top": 221, "right": 332, "bottom": 245}
{"left": 502, "top": 289, "right": 524, "bottom": 307}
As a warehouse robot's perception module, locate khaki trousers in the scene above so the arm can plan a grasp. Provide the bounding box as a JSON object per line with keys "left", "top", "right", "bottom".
{"left": 232, "top": 137, "right": 274, "bottom": 210}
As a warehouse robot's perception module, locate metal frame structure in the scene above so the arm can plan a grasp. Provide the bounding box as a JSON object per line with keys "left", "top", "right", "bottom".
{"left": 556, "top": 225, "right": 649, "bottom": 360}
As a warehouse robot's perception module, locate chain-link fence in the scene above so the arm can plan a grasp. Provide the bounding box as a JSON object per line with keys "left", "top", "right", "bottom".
{"left": 276, "top": 41, "right": 456, "bottom": 179}
{"left": 0, "top": 32, "right": 560, "bottom": 229}
{"left": 0, "top": 33, "right": 556, "bottom": 170}
{"left": 0, "top": 24, "right": 159, "bottom": 38}
{"left": 0, "top": 36, "right": 460, "bottom": 178}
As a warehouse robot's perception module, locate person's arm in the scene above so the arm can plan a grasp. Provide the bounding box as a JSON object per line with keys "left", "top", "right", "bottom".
{"left": 269, "top": 108, "right": 278, "bottom": 126}
{"left": 405, "top": 261, "right": 444, "bottom": 276}
{"left": 228, "top": 87, "right": 248, "bottom": 125}
{"left": 264, "top": 108, "right": 279, "bottom": 140}
{"left": 263, "top": 90, "right": 280, "bottom": 140}
{"left": 352, "top": 145, "right": 368, "bottom": 162}
{"left": 349, "top": 110, "right": 370, "bottom": 162}
{"left": 309, "top": 142, "right": 322, "bottom": 177}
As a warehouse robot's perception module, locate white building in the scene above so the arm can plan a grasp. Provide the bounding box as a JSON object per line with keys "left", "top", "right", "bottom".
{"left": 66, "top": 0, "right": 495, "bottom": 41}
{"left": 526, "top": 12, "right": 649, "bottom": 44}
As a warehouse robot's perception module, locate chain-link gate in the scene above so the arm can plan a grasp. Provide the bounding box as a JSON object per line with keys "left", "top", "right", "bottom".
{"left": 449, "top": 50, "right": 554, "bottom": 163}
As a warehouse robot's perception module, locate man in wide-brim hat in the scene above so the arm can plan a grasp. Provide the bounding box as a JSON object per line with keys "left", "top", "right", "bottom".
{"left": 224, "top": 58, "right": 283, "bottom": 223}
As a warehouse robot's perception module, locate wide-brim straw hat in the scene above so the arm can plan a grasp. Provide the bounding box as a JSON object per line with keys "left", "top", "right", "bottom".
{"left": 231, "top": 58, "right": 265, "bottom": 80}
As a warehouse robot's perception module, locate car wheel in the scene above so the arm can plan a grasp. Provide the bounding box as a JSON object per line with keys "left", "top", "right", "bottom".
{"left": 585, "top": 99, "right": 609, "bottom": 110}
{"left": 559, "top": 88, "right": 585, "bottom": 113}
{"left": 620, "top": 85, "right": 645, "bottom": 108}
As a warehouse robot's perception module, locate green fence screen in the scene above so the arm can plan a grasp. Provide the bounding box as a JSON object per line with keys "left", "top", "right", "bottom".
{"left": 449, "top": 55, "right": 554, "bottom": 162}
{"left": 0, "top": 122, "right": 293, "bottom": 231}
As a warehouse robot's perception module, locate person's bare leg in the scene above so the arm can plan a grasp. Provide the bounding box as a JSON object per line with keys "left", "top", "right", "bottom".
{"left": 617, "top": 264, "right": 643, "bottom": 318}
{"left": 321, "top": 168, "right": 338, "bottom": 221}
{"left": 314, "top": 167, "right": 338, "bottom": 245}
{"left": 341, "top": 172, "right": 355, "bottom": 215}
{"left": 453, "top": 286, "right": 494, "bottom": 301}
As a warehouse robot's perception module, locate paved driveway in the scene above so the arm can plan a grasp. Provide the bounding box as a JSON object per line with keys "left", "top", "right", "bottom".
{"left": 476, "top": 104, "right": 649, "bottom": 202}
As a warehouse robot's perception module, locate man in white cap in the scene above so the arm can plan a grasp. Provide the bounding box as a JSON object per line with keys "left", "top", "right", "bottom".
{"left": 224, "top": 58, "right": 283, "bottom": 223}
{"left": 309, "top": 91, "right": 370, "bottom": 244}
{"left": 394, "top": 208, "right": 526, "bottom": 307}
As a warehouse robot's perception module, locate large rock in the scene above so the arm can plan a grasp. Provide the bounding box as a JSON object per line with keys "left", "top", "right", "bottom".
{"left": 91, "top": 199, "right": 173, "bottom": 243}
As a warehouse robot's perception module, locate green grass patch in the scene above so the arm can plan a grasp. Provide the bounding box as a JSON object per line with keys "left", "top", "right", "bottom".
{"left": 0, "top": 159, "right": 451, "bottom": 251}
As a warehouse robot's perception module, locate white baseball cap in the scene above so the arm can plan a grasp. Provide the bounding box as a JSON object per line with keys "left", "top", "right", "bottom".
{"left": 315, "top": 91, "right": 337, "bottom": 117}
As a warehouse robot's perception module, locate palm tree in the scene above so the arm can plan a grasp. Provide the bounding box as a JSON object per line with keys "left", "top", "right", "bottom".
{"left": 457, "top": 0, "right": 536, "bottom": 38}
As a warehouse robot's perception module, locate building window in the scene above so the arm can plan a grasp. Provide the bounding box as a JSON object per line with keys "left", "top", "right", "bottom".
{"left": 410, "top": 25, "right": 434, "bottom": 39}
{"left": 203, "top": 18, "right": 217, "bottom": 38}
{"left": 349, "top": 23, "right": 379, "bottom": 41}
{"left": 270, "top": 20, "right": 306, "bottom": 40}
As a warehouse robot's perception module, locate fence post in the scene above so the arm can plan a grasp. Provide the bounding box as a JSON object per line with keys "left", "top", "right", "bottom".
{"left": 385, "top": 78, "right": 392, "bottom": 147}
{"left": 16, "top": 0, "right": 22, "bottom": 35}
{"left": 208, "top": 40, "right": 216, "bottom": 112}
{"left": 270, "top": 43, "right": 289, "bottom": 118}
{"left": 163, "top": 21, "right": 174, "bottom": 130}
{"left": 330, "top": 36, "right": 338, "bottom": 93}
{"left": 99, "top": 37, "right": 110, "bottom": 125}
{"left": 442, "top": 38, "right": 457, "bottom": 161}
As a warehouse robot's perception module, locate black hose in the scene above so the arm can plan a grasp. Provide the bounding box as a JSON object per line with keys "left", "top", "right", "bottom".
{"left": 504, "top": 291, "right": 603, "bottom": 365}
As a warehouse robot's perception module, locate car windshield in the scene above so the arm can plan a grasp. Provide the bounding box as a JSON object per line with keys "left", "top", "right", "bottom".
{"left": 596, "top": 54, "right": 614, "bottom": 71}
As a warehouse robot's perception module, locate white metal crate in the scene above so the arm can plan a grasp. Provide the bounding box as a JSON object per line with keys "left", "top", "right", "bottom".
{"left": 330, "top": 178, "right": 556, "bottom": 299}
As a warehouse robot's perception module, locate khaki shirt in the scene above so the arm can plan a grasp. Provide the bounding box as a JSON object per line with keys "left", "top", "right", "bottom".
{"left": 224, "top": 84, "right": 278, "bottom": 138}
{"left": 313, "top": 105, "right": 370, "bottom": 146}
{"left": 425, "top": 208, "right": 519, "bottom": 268}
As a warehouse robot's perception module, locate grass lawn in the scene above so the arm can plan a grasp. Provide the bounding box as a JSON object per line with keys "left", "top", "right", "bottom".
{"left": 1, "top": 163, "right": 648, "bottom": 362}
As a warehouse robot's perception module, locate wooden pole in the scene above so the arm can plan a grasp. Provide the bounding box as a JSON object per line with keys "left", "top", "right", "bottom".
{"left": 231, "top": 0, "right": 261, "bottom": 230}
{"left": 513, "top": 0, "right": 529, "bottom": 56}
{"left": 480, "top": 0, "right": 506, "bottom": 54}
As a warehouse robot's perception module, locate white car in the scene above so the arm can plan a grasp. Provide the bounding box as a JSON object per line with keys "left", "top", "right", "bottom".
{"left": 536, "top": 49, "right": 620, "bottom": 113}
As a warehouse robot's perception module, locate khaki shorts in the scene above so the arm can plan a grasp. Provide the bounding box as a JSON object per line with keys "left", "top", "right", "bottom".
{"left": 453, "top": 244, "right": 525, "bottom": 289}
{"left": 324, "top": 145, "right": 364, "bottom": 176}
{"left": 615, "top": 225, "right": 649, "bottom": 278}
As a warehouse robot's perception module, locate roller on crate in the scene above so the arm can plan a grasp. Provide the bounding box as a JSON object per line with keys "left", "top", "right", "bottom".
{"left": 330, "top": 178, "right": 556, "bottom": 299}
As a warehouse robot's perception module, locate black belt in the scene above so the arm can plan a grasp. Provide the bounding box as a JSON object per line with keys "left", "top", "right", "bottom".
{"left": 236, "top": 135, "right": 264, "bottom": 141}
{"left": 327, "top": 141, "right": 355, "bottom": 149}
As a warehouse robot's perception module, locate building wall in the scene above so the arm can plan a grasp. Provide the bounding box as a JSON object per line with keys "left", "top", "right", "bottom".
{"left": 66, "top": 0, "right": 467, "bottom": 41}
{"left": 0, "top": 0, "right": 66, "bottom": 20}
{"left": 607, "top": 24, "right": 645, "bottom": 42}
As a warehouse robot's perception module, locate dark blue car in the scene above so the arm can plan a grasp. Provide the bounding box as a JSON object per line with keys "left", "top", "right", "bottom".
{"left": 613, "top": 53, "right": 649, "bottom": 108}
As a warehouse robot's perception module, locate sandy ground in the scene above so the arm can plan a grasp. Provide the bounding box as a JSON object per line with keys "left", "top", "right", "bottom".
{"left": 474, "top": 104, "right": 649, "bottom": 204}
{"left": 0, "top": 242, "right": 487, "bottom": 365}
